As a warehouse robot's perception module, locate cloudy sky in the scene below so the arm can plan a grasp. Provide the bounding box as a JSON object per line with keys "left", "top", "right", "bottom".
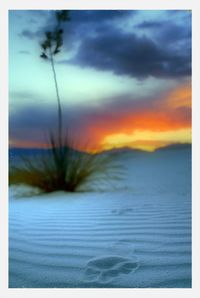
{"left": 9, "top": 10, "right": 191, "bottom": 152}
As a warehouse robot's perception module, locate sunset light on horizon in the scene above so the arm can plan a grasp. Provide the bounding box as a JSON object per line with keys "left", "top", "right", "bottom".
{"left": 9, "top": 10, "right": 191, "bottom": 153}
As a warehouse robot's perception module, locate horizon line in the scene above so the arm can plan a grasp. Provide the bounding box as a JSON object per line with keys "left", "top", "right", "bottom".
{"left": 9, "top": 142, "right": 192, "bottom": 154}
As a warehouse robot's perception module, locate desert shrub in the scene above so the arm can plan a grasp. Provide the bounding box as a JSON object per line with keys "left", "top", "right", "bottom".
{"left": 9, "top": 134, "right": 118, "bottom": 193}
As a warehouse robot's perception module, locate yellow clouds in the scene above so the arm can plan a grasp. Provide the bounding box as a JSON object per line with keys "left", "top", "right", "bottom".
{"left": 100, "top": 82, "right": 191, "bottom": 151}
{"left": 101, "top": 128, "right": 191, "bottom": 152}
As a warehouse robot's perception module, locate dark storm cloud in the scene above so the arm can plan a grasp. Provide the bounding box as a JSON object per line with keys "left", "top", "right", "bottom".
{"left": 70, "top": 28, "right": 191, "bottom": 79}
{"left": 69, "top": 11, "right": 191, "bottom": 79}
{"left": 135, "top": 17, "right": 191, "bottom": 66}
{"left": 62, "top": 10, "right": 136, "bottom": 46}
{"left": 136, "top": 19, "right": 190, "bottom": 42}
{"left": 19, "top": 10, "right": 191, "bottom": 79}
{"left": 157, "top": 23, "right": 191, "bottom": 44}
{"left": 19, "top": 10, "right": 135, "bottom": 40}
{"left": 70, "top": 10, "right": 135, "bottom": 23}
{"left": 19, "top": 10, "right": 136, "bottom": 54}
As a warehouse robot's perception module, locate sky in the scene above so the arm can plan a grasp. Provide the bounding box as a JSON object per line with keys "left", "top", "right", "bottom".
{"left": 9, "top": 10, "right": 191, "bottom": 152}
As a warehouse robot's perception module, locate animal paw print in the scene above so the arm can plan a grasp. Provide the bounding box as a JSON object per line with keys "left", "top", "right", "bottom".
{"left": 84, "top": 255, "right": 139, "bottom": 284}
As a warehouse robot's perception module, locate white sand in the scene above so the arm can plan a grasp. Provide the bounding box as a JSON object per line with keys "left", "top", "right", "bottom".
{"left": 9, "top": 147, "right": 191, "bottom": 288}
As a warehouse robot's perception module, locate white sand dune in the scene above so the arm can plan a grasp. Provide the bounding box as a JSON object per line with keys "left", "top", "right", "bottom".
{"left": 9, "top": 146, "right": 191, "bottom": 288}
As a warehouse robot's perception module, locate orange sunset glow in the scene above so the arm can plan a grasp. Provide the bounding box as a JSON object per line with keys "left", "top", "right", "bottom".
{"left": 9, "top": 10, "right": 191, "bottom": 153}
{"left": 82, "top": 83, "right": 192, "bottom": 152}
{"left": 9, "top": 82, "right": 191, "bottom": 153}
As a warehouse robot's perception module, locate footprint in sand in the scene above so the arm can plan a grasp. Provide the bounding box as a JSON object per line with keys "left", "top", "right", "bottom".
{"left": 84, "top": 255, "right": 139, "bottom": 283}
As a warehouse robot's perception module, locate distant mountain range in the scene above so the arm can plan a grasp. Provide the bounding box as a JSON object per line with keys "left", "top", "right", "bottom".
{"left": 9, "top": 143, "right": 191, "bottom": 157}
{"left": 101, "top": 147, "right": 150, "bottom": 156}
{"left": 155, "top": 143, "right": 191, "bottom": 152}
{"left": 102, "top": 143, "right": 191, "bottom": 156}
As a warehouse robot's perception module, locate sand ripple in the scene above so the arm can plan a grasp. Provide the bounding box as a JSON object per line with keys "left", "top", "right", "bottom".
{"left": 9, "top": 191, "right": 191, "bottom": 288}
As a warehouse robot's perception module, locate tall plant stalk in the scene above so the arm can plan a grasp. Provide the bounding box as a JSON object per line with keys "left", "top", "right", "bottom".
{"left": 49, "top": 50, "right": 62, "bottom": 147}
{"left": 40, "top": 10, "right": 70, "bottom": 148}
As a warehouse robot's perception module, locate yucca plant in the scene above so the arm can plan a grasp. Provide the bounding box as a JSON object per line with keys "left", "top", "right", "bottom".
{"left": 9, "top": 135, "right": 119, "bottom": 193}
{"left": 9, "top": 10, "right": 121, "bottom": 193}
